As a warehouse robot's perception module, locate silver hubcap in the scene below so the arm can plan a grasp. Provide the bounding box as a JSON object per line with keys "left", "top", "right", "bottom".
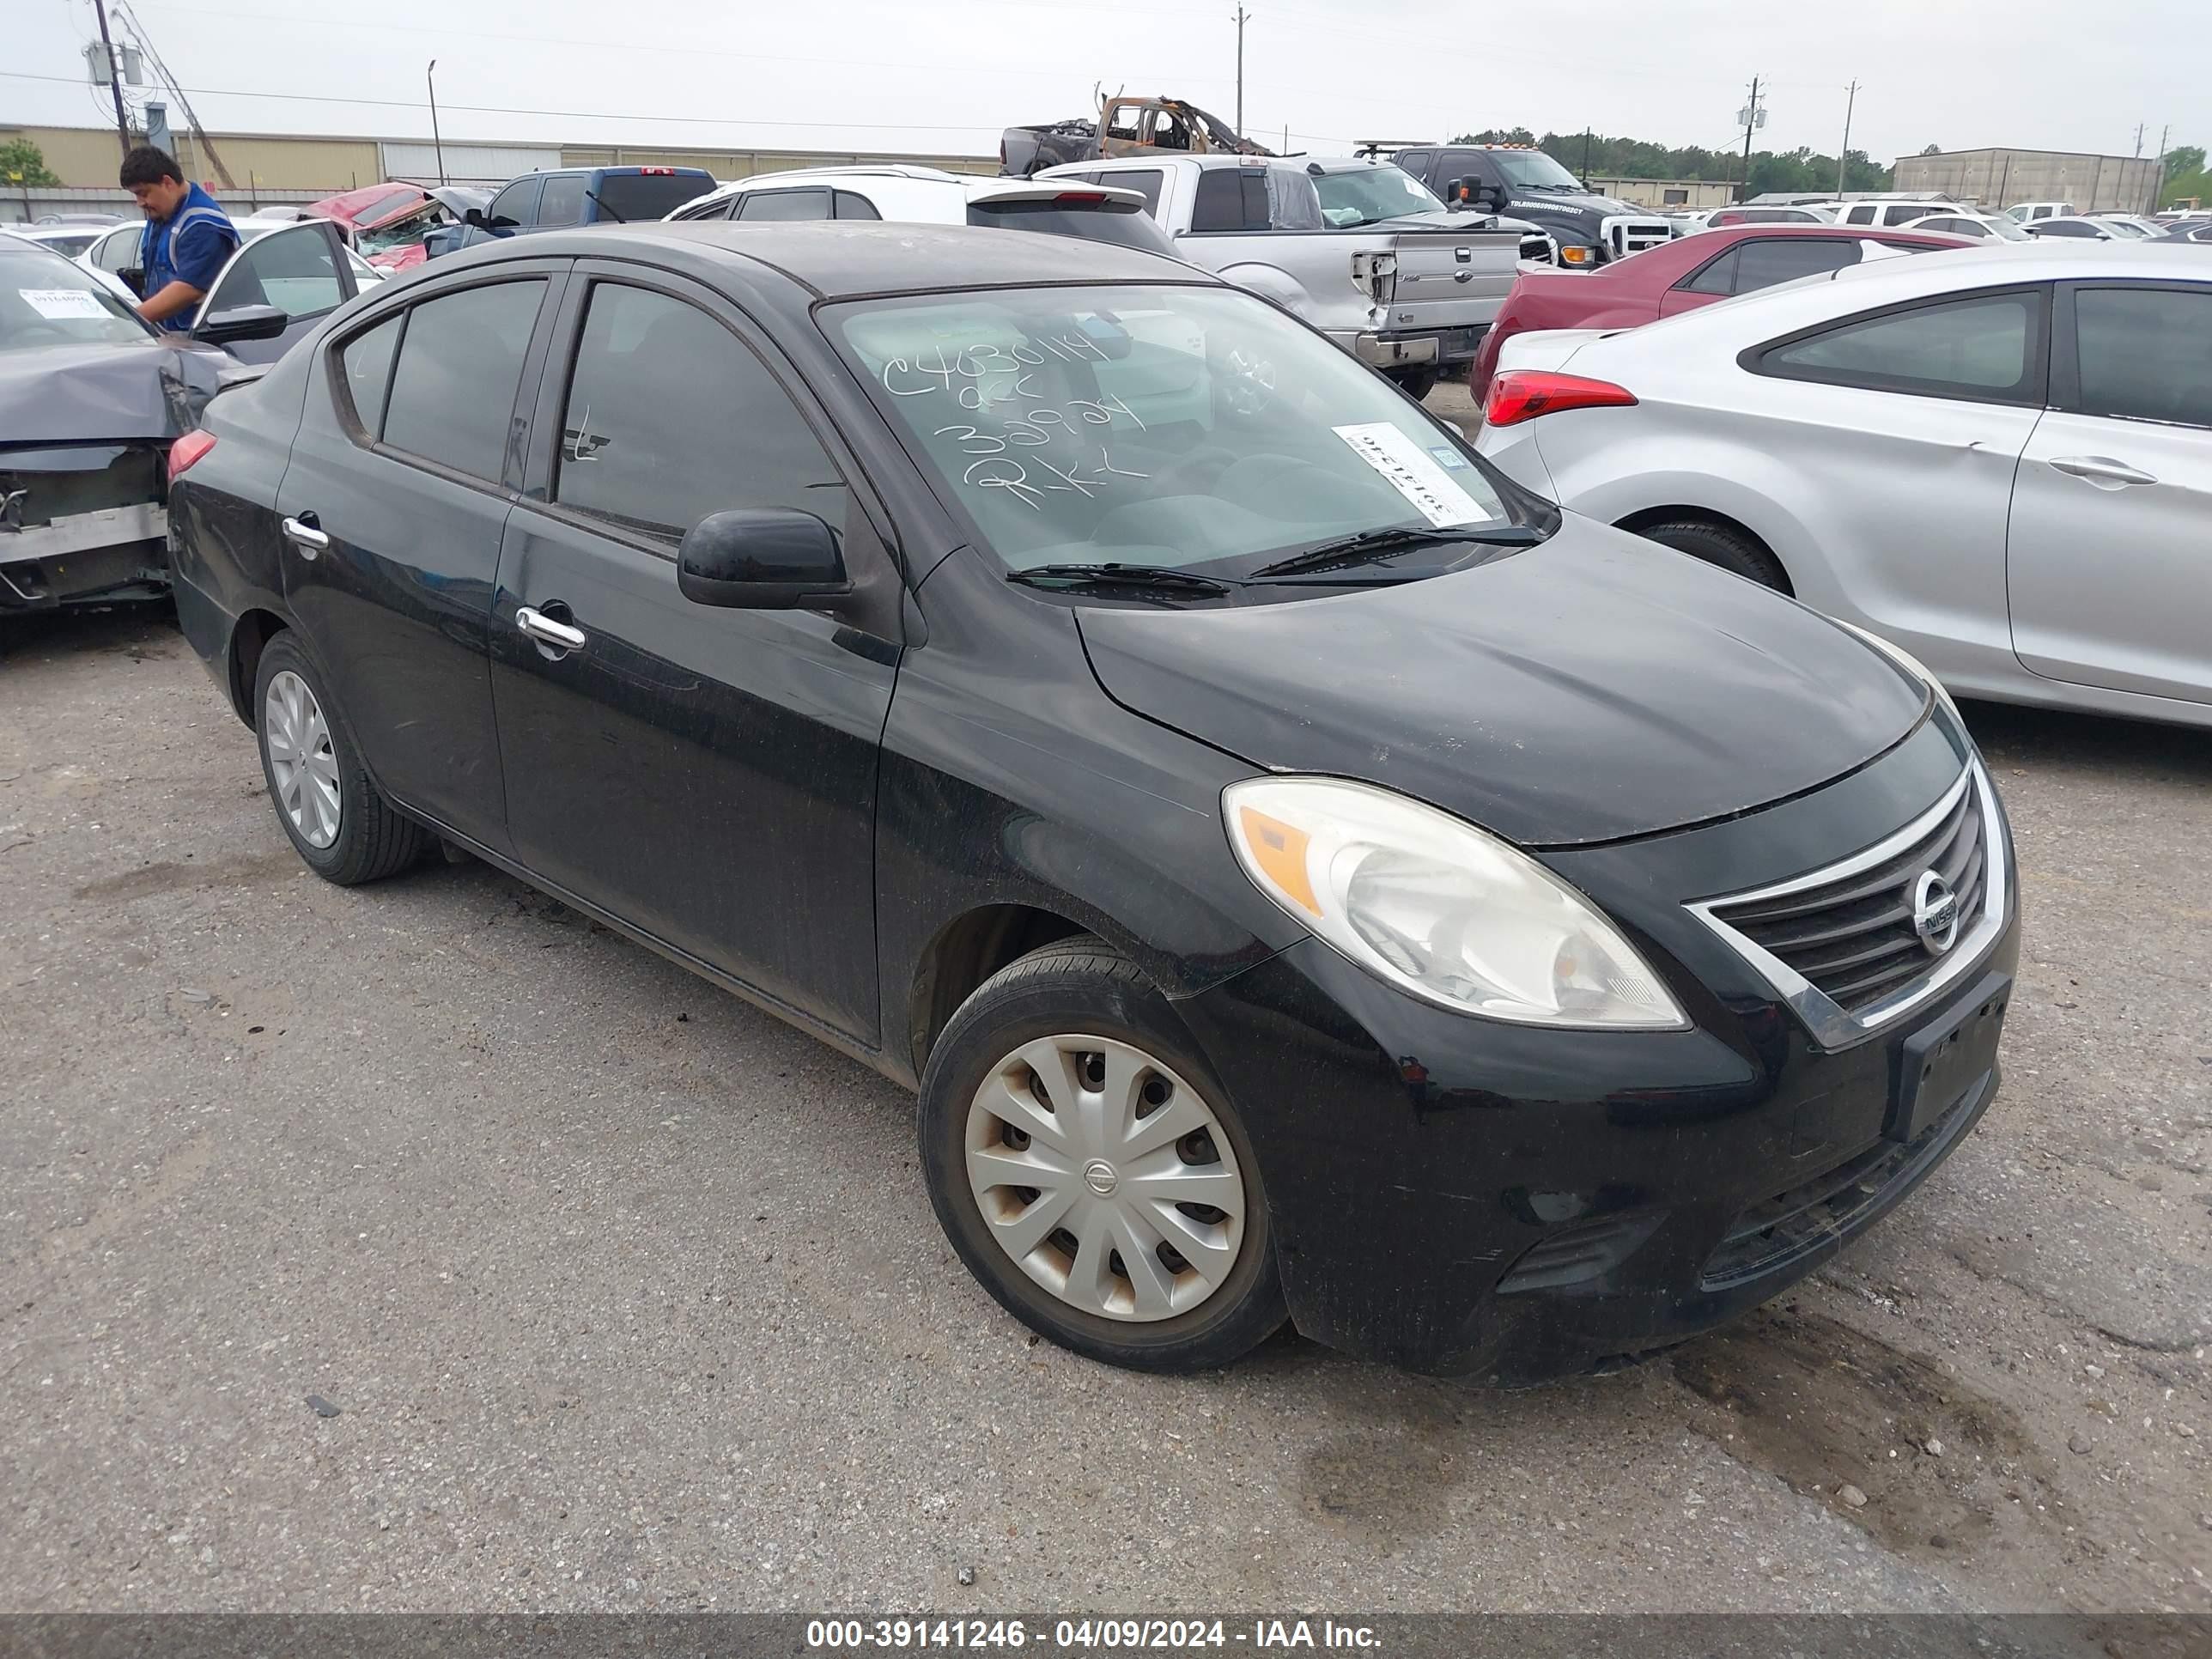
{"left": 964, "top": 1035, "right": 1249, "bottom": 1322}
{"left": 263, "top": 669, "right": 341, "bottom": 849}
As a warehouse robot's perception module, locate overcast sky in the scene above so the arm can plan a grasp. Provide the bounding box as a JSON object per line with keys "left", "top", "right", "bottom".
{"left": 12, "top": 0, "right": 2204, "bottom": 169}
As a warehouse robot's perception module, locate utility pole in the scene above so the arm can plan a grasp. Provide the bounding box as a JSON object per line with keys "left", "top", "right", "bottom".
{"left": 1735, "top": 76, "right": 1765, "bottom": 203}
{"left": 2133, "top": 122, "right": 2146, "bottom": 157}
{"left": 93, "top": 0, "right": 133, "bottom": 161}
{"left": 1231, "top": 8, "right": 1250, "bottom": 140}
{"left": 2149, "top": 122, "right": 2170, "bottom": 214}
{"left": 427, "top": 59, "right": 447, "bottom": 185}
{"left": 1836, "top": 81, "right": 1859, "bottom": 200}
{"left": 1580, "top": 127, "right": 1593, "bottom": 187}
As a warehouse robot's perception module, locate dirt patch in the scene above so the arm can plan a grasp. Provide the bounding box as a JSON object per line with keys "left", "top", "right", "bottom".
{"left": 1671, "top": 1305, "right": 2068, "bottom": 1562}
{"left": 73, "top": 849, "right": 301, "bottom": 902}
{"left": 1292, "top": 1385, "right": 1474, "bottom": 1553}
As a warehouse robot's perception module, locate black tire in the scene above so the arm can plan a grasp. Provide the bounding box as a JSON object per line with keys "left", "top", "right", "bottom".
{"left": 1632, "top": 517, "right": 1790, "bottom": 590}
{"left": 252, "top": 631, "right": 429, "bottom": 885}
{"left": 1389, "top": 366, "right": 1441, "bottom": 401}
{"left": 918, "top": 939, "right": 1287, "bottom": 1373}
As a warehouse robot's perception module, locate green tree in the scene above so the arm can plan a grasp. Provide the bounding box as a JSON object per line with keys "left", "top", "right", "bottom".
{"left": 0, "top": 139, "right": 62, "bottom": 189}
{"left": 2160, "top": 143, "right": 2208, "bottom": 209}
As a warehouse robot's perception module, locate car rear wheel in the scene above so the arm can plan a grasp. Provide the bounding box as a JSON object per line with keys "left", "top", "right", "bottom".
{"left": 1633, "top": 517, "right": 1790, "bottom": 591}
{"left": 918, "top": 939, "right": 1286, "bottom": 1372}
{"left": 253, "top": 632, "right": 429, "bottom": 884}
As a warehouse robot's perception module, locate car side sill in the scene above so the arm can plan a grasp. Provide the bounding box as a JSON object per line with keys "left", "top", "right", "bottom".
{"left": 402, "top": 808, "right": 907, "bottom": 1091}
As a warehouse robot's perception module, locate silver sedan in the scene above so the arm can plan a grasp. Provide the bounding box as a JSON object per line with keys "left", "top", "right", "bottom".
{"left": 1474, "top": 241, "right": 2212, "bottom": 728}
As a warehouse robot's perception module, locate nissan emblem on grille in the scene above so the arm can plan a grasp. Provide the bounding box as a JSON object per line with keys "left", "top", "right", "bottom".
{"left": 1912, "top": 871, "right": 1961, "bottom": 955}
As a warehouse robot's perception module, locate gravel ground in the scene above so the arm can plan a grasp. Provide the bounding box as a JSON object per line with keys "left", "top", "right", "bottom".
{"left": 2, "top": 606, "right": 2206, "bottom": 1615}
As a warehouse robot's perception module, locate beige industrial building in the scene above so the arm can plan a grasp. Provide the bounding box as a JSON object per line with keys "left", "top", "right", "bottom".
{"left": 3, "top": 120, "right": 995, "bottom": 198}
{"left": 1586, "top": 177, "right": 1735, "bottom": 210}
{"left": 1893, "top": 147, "right": 2163, "bottom": 215}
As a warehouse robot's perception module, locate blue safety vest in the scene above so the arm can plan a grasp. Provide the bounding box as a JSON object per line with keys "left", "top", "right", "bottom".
{"left": 137, "top": 184, "right": 240, "bottom": 331}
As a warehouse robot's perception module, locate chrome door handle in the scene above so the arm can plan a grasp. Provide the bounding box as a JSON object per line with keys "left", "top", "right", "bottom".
{"left": 2050, "top": 455, "right": 2157, "bottom": 487}
{"left": 280, "top": 515, "right": 330, "bottom": 556}
{"left": 515, "top": 605, "right": 587, "bottom": 653}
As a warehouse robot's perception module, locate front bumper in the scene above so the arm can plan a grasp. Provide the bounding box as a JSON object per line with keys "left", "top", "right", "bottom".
{"left": 1178, "top": 714, "right": 2019, "bottom": 1382}
{"left": 0, "top": 506, "right": 171, "bottom": 611}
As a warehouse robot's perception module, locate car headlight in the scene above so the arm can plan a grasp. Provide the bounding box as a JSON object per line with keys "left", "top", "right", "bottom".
{"left": 1833, "top": 620, "right": 1960, "bottom": 724}
{"left": 1224, "top": 777, "right": 1686, "bottom": 1029}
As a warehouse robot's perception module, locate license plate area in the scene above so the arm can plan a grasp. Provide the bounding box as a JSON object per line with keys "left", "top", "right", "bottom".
{"left": 1890, "top": 970, "right": 2010, "bottom": 1144}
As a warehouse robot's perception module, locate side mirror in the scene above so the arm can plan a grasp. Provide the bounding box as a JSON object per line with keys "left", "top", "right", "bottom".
{"left": 193, "top": 304, "right": 289, "bottom": 345}
{"left": 678, "top": 508, "right": 848, "bottom": 611}
{"left": 462, "top": 207, "right": 489, "bottom": 229}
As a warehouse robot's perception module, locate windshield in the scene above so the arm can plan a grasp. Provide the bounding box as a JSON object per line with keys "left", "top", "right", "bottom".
{"left": 1488, "top": 149, "right": 1584, "bottom": 191}
{"left": 834, "top": 285, "right": 1512, "bottom": 575}
{"left": 0, "top": 241, "right": 151, "bottom": 351}
{"left": 1982, "top": 216, "right": 2032, "bottom": 241}
{"left": 1313, "top": 165, "right": 1444, "bottom": 227}
{"left": 356, "top": 203, "right": 450, "bottom": 255}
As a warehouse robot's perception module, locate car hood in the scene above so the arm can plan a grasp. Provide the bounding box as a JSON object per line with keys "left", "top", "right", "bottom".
{"left": 1074, "top": 518, "right": 1928, "bottom": 847}
{"left": 1511, "top": 194, "right": 1648, "bottom": 219}
{"left": 0, "top": 338, "right": 247, "bottom": 446}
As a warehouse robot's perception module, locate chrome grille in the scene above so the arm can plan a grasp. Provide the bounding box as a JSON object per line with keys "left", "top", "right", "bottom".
{"left": 1601, "top": 215, "right": 1673, "bottom": 259}
{"left": 1687, "top": 765, "right": 2008, "bottom": 1047}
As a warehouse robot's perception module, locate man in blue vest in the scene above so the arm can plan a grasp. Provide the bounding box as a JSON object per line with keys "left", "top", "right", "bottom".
{"left": 119, "top": 145, "right": 240, "bottom": 332}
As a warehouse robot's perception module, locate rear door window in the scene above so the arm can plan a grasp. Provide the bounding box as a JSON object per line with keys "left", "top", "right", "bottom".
{"left": 736, "top": 188, "right": 833, "bottom": 222}
{"left": 1757, "top": 290, "right": 2045, "bottom": 404}
{"left": 537, "top": 174, "right": 587, "bottom": 228}
{"left": 2070, "top": 287, "right": 2212, "bottom": 429}
{"left": 380, "top": 279, "right": 549, "bottom": 483}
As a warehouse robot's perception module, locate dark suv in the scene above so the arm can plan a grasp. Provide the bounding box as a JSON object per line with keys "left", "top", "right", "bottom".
{"left": 427, "top": 166, "right": 718, "bottom": 259}
{"left": 1389, "top": 143, "right": 1674, "bottom": 270}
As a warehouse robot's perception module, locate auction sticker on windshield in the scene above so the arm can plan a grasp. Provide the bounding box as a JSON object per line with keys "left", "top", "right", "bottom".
{"left": 1334, "top": 422, "right": 1485, "bottom": 527}
{"left": 20, "top": 288, "right": 111, "bottom": 320}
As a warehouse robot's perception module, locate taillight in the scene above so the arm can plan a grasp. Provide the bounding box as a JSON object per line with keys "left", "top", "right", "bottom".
{"left": 168, "top": 429, "right": 216, "bottom": 483}
{"left": 1053, "top": 190, "right": 1108, "bottom": 204}
{"left": 637, "top": 166, "right": 675, "bottom": 175}
{"left": 1483, "top": 371, "right": 1638, "bottom": 428}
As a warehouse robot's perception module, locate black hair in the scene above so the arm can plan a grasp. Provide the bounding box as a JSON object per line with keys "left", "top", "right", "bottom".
{"left": 118, "top": 145, "right": 185, "bottom": 188}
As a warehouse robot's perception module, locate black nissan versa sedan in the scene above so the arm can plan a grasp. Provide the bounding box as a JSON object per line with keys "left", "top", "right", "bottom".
{"left": 165, "top": 222, "right": 2017, "bottom": 1382}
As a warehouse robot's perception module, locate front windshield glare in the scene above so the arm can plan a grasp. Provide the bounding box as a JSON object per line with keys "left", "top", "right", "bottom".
{"left": 1491, "top": 150, "right": 1583, "bottom": 191}
{"left": 1315, "top": 166, "right": 1443, "bottom": 227}
{"left": 0, "top": 245, "right": 149, "bottom": 350}
{"left": 835, "top": 286, "right": 1511, "bottom": 574}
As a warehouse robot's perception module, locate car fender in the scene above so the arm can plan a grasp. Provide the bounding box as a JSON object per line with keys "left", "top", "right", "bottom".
{"left": 1538, "top": 422, "right": 1839, "bottom": 606}
{"left": 1210, "top": 257, "right": 1320, "bottom": 323}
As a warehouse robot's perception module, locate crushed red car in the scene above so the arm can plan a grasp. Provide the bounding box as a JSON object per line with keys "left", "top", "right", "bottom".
{"left": 301, "top": 183, "right": 490, "bottom": 271}
{"left": 1466, "top": 223, "right": 1974, "bottom": 403}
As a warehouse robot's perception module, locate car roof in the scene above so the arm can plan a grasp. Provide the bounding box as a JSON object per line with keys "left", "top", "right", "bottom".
{"left": 427, "top": 220, "right": 1218, "bottom": 301}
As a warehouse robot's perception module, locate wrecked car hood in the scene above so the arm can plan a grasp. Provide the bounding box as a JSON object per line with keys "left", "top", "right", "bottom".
{"left": 1075, "top": 518, "right": 1929, "bottom": 848}
{"left": 0, "top": 339, "right": 253, "bottom": 446}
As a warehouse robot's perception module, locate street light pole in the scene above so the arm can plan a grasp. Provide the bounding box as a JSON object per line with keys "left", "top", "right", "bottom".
{"left": 93, "top": 0, "right": 133, "bottom": 161}
{"left": 1836, "top": 80, "right": 1858, "bottom": 201}
{"left": 427, "top": 58, "right": 447, "bottom": 185}
{"left": 1231, "top": 8, "right": 1249, "bottom": 140}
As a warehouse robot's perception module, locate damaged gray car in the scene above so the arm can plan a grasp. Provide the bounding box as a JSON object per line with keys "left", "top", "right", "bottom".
{"left": 2, "top": 235, "right": 269, "bottom": 618}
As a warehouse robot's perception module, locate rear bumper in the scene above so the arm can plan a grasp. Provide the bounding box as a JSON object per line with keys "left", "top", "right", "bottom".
{"left": 0, "top": 507, "right": 171, "bottom": 611}
{"left": 1343, "top": 325, "right": 1489, "bottom": 370}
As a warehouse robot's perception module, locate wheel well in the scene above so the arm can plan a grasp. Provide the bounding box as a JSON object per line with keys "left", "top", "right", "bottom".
{"left": 1612, "top": 507, "right": 1794, "bottom": 596}
{"left": 227, "top": 609, "right": 286, "bottom": 727}
{"left": 908, "top": 904, "right": 1089, "bottom": 1079}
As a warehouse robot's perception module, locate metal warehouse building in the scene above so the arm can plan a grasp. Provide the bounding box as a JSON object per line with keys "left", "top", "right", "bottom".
{"left": 1893, "top": 147, "right": 2163, "bottom": 215}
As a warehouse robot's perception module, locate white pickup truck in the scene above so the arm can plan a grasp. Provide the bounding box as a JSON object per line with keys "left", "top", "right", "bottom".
{"left": 1039, "top": 153, "right": 1526, "bottom": 395}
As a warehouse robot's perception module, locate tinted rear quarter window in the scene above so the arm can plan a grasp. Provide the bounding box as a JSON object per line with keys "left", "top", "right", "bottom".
{"left": 594, "top": 173, "right": 718, "bottom": 221}
{"left": 1100, "top": 168, "right": 1165, "bottom": 215}
{"left": 553, "top": 282, "right": 846, "bottom": 538}
{"left": 833, "top": 190, "right": 882, "bottom": 221}
{"left": 339, "top": 313, "right": 401, "bottom": 434}
{"left": 1761, "top": 292, "right": 2039, "bottom": 401}
{"left": 380, "top": 280, "right": 547, "bottom": 483}
{"left": 2073, "top": 287, "right": 2212, "bottom": 428}
{"left": 1681, "top": 246, "right": 1740, "bottom": 295}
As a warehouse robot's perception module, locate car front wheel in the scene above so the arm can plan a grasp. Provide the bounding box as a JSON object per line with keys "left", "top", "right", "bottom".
{"left": 918, "top": 939, "right": 1286, "bottom": 1371}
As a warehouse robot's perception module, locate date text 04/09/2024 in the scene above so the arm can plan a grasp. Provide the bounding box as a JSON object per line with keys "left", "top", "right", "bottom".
{"left": 804, "top": 1618, "right": 1382, "bottom": 1650}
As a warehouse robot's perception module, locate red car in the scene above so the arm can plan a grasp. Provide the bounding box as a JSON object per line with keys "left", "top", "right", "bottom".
{"left": 1467, "top": 223, "right": 1974, "bottom": 402}
{"left": 302, "top": 183, "right": 489, "bottom": 272}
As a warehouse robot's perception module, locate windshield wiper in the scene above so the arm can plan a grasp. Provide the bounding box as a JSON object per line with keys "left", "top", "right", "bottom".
{"left": 1006, "top": 562, "right": 1237, "bottom": 596}
{"left": 1247, "top": 524, "right": 1543, "bottom": 580}
{"left": 583, "top": 188, "right": 628, "bottom": 224}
